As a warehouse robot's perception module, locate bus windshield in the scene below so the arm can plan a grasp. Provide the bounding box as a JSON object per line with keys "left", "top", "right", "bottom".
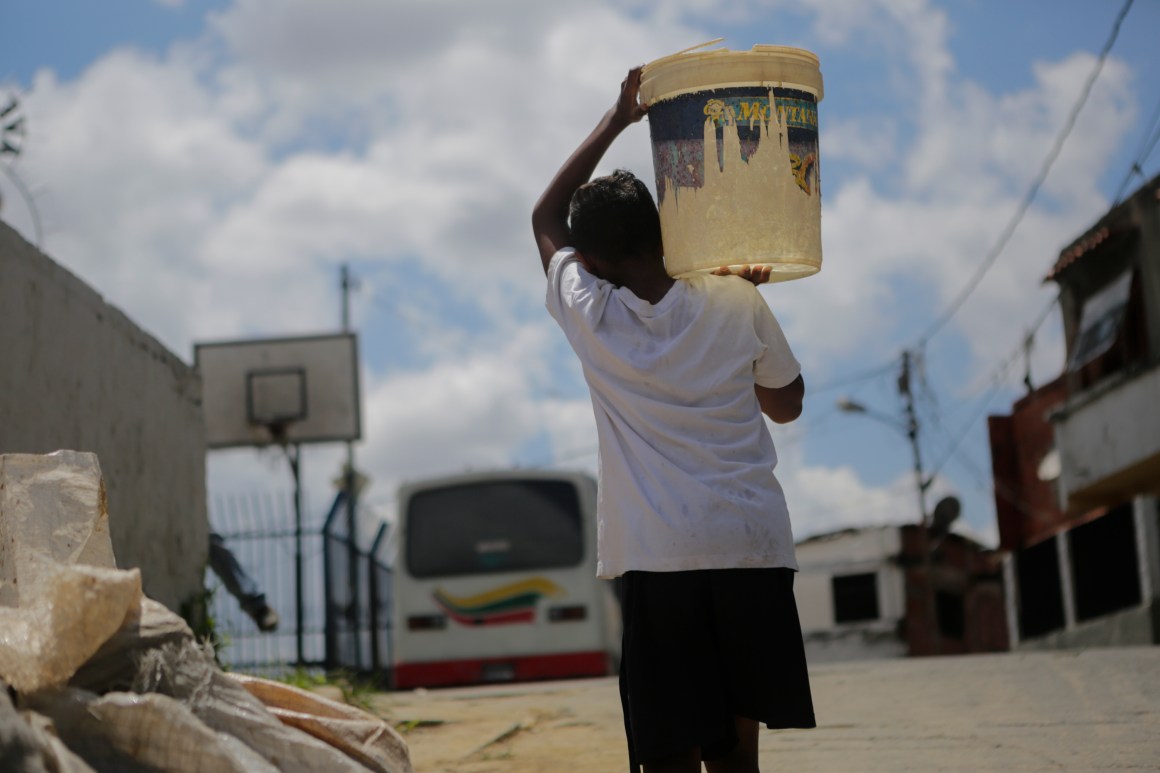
{"left": 405, "top": 479, "right": 584, "bottom": 578}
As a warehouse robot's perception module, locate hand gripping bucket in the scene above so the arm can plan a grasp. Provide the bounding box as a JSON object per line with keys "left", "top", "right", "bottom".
{"left": 640, "top": 44, "right": 824, "bottom": 281}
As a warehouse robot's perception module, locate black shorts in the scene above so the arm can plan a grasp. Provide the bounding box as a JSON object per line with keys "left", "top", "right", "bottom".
{"left": 618, "top": 567, "right": 815, "bottom": 767}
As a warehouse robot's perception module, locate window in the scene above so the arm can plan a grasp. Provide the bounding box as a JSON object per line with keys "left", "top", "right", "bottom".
{"left": 1069, "top": 505, "right": 1141, "bottom": 622}
{"left": 1016, "top": 537, "right": 1065, "bottom": 639}
{"left": 832, "top": 572, "right": 879, "bottom": 623}
{"left": 1068, "top": 271, "right": 1133, "bottom": 372}
{"left": 936, "top": 591, "right": 965, "bottom": 640}
{"left": 406, "top": 480, "right": 584, "bottom": 578}
{"left": 1068, "top": 269, "right": 1149, "bottom": 389}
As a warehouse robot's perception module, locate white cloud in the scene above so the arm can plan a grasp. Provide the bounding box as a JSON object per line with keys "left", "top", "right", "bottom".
{"left": 823, "top": 118, "right": 898, "bottom": 170}
{"left": 357, "top": 323, "right": 556, "bottom": 481}
{"left": 6, "top": 0, "right": 1147, "bottom": 543}
{"left": 14, "top": 49, "right": 272, "bottom": 350}
{"left": 771, "top": 46, "right": 1134, "bottom": 384}
{"left": 785, "top": 461, "right": 918, "bottom": 539}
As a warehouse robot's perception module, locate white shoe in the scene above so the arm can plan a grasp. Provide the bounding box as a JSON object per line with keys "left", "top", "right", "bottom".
{"left": 253, "top": 606, "right": 279, "bottom": 632}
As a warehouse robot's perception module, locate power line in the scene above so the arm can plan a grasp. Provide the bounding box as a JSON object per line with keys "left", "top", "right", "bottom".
{"left": 769, "top": 2, "right": 1129, "bottom": 515}
{"left": 801, "top": 0, "right": 1131, "bottom": 402}
{"left": 838, "top": 294, "right": 1054, "bottom": 494}
{"left": 806, "top": 359, "right": 897, "bottom": 396}
{"left": 922, "top": 294, "right": 1058, "bottom": 481}
{"left": 934, "top": 429, "right": 1058, "bottom": 525}
{"left": 1112, "top": 89, "right": 1160, "bottom": 205}
{"left": 914, "top": 0, "right": 1135, "bottom": 349}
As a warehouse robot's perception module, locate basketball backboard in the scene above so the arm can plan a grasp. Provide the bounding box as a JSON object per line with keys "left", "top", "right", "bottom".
{"left": 195, "top": 333, "right": 361, "bottom": 449}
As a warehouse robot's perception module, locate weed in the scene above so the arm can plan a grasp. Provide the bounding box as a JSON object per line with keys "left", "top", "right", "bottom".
{"left": 279, "top": 666, "right": 328, "bottom": 691}
{"left": 394, "top": 718, "right": 445, "bottom": 734}
{"left": 180, "top": 585, "right": 226, "bottom": 659}
{"left": 274, "top": 668, "right": 385, "bottom": 718}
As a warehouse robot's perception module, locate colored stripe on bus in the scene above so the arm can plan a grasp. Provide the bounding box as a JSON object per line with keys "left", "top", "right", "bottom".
{"left": 394, "top": 651, "right": 611, "bottom": 689}
{"left": 432, "top": 577, "right": 565, "bottom": 625}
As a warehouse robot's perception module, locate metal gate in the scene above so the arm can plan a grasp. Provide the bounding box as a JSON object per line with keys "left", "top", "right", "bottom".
{"left": 207, "top": 490, "right": 392, "bottom": 677}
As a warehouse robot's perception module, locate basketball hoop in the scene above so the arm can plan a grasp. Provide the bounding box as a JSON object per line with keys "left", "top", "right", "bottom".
{"left": 263, "top": 421, "right": 289, "bottom": 449}
{"left": 194, "top": 332, "right": 362, "bottom": 666}
{"left": 195, "top": 333, "right": 360, "bottom": 450}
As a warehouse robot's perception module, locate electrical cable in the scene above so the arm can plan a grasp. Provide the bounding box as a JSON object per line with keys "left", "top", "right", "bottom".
{"left": 923, "top": 294, "right": 1059, "bottom": 481}
{"left": 914, "top": 0, "right": 1135, "bottom": 349}
{"left": 570, "top": 3, "right": 1133, "bottom": 526}
{"left": 804, "top": 359, "right": 899, "bottom": 401}
{"left": 805, "top": 0, "right": 1133, "bottom": 410}
{"left": 1112, "top": 90, "right": 1160, "bottom": 205}
{"left": 935, "top": 427, "right": 1061, "bottom": 525}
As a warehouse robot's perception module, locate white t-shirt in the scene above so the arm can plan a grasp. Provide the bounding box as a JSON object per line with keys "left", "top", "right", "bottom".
{"left": 545, "top": 249, "right": 801, "bottom": 578}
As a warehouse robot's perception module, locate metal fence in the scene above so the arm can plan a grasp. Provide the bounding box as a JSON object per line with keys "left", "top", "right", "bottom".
{"left": 207, "top": 489, "right": 392, "bottom": 678}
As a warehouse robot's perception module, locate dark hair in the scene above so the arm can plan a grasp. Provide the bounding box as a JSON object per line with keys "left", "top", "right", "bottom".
{"left": 568, "top": 169, "right": 662, "bottom": 265}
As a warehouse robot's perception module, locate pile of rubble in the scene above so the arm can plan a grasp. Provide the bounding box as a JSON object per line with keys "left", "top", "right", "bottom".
{"left": 0, "top": 451, "right": 412, "bottom": 772}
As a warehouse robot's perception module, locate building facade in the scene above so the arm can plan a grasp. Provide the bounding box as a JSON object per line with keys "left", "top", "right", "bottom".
{"left": 795, "top": 525, "right": 1007, "bottom": 662}
{"left": 989, "top": 173, "right": 1160, "bottom": 649}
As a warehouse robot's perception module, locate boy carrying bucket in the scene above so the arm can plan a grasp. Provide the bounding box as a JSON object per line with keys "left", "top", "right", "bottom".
{"left": 532, "top": 66, "right": 816, "bottom": 772}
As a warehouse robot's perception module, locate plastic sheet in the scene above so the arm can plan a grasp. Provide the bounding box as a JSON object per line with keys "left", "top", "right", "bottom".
{"left": 129, "top": 637, "right": 375, "bottom": 772}
{"left": 71, "top": 598, "right": 196, "bottom": 694}
{"left": 0, "top": 451, "right": 117, "bottom": 607}
{"left": 0, "top": 564, "right": 141, "bottom": 694}
{"left": 0, "top": 451, "right": 140, "bottom": 695}
{"left": 0, "top": 451, "right": 412, "bottom": 771}
{"left": 0, "top": 683, "right": 96, "bottom": 773}
{"left": 26, "top": 687, "right": 278, "bottom": 773}
{"left": 231, "top": 673, "right": 414, "bottom": 773}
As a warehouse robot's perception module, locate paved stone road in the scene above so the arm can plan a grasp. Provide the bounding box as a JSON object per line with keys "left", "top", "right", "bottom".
{"left": 374, "top": 647, "right": 1160, "bottom": 772}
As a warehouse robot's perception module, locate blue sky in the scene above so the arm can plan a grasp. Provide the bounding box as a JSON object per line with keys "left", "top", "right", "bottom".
{"left": 3, "top": 0, "right": 1159, "bottom": 546}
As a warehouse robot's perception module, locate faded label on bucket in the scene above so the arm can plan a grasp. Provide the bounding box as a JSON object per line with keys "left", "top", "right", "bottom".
{"left": 646, "top": 85, "right": 822, "bottom": 277}
{"left": 648, "top": 86, "right": 819, "bottom": 205}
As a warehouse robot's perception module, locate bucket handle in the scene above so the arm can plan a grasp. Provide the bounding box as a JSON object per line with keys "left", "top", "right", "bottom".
{"left": 642, "top": 37, "right": 725, "bottom": 77}
{"left": 668, "top": 37, "right": 725, "bottom": 57}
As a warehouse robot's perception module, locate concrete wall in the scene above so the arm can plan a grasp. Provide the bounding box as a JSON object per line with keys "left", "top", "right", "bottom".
{"left": 1009, "top": 496, "right": 1159, "bottom": 650}
{"left": 796, "top": 527, "right": 908, "bottom": 663}
{"left": 0, "top": 221, "right": 207, "bottom": 612}
{"left": 987, "top": 377, "right": 1068, "bottom": 550}
{"left": 1056, "top": 364, "right": 1160, "bottom": 509}
{"left": 1015, "top": 603, "right": 1157, "bottom": 651}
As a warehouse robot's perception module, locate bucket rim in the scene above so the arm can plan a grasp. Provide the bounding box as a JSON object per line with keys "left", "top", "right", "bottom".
{"left": 643, "top": 43, "right": 819, "bottom": 73}
{"left": 640, "top": 43, "right": 823, "bottom": 103}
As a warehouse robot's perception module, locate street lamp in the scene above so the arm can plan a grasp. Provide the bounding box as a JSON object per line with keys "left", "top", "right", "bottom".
{"left": 837, "top": 388, "right": 942, "bottom": 655}
{"left": 836, "top": 397, "right": 930, "bottom": 500}
{"left": 836, "top": 398, "right": 907, "bottom": 432}
{"left": 835, "top": 396, "right": 865, "bottom": 414}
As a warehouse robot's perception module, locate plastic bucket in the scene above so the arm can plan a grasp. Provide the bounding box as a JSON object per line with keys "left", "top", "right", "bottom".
{"left": 639, "top": 44, "right": 824, "bottom": 281}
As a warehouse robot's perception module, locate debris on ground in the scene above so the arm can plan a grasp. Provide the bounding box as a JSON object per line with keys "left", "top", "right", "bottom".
{"left": 0, "top": 450, "right": 413, "bottom": 773}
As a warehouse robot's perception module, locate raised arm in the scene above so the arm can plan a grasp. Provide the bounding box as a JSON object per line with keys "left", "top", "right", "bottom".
{"left": 532, "top": 66, "right": 648, "bottom": 272}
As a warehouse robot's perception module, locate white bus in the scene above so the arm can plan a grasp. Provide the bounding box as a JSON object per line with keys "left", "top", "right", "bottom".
{"left": 391, "top": 469, "right": 621, "bottom": 689}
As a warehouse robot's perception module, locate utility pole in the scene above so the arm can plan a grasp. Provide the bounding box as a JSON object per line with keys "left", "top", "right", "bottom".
{"left": 899, "top": 350, "right": 940, "bottom": 655}
{"left": 341, "top": 265, "right": 353, "bottom": 331}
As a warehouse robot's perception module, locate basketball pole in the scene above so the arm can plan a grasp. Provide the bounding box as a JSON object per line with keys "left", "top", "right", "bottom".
{"left": 341, "top": 265, "right": 361, "bottom": 667}
{"left": 271, "top": 423, "right": 305, "bottom": 666}
{"left": 288, "top": 439, "right": 305, "bottom": 666}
